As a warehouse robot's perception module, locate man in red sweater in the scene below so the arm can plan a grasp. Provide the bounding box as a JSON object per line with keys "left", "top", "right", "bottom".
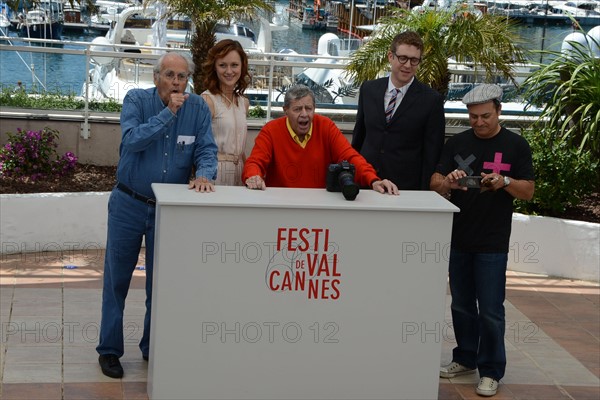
{"left": 243, "top": 85, "right": 399, "bottom": 195}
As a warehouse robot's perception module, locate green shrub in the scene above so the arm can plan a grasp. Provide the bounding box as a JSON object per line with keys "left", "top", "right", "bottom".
{"left": 0, "top": 127, "right": 78, "bottom": 181}
{"left": 88, "top": 99, "right": 122, "bottom": 112}
{"left": 0, "top": 86, "right": 122, "bottom": 113}
{"left": 523, "top": 35, "right": 600, "bottom": 159}
{"left": 0, "top": 85, "right": 33, "bottom": 108}
{"left": 248, "top": 103, "right": 266, "bottom": 119}
{"left": 514, "top": 128, "right": 599, "bottom": 216}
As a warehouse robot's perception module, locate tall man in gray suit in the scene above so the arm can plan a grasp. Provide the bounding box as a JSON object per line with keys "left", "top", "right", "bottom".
{"left": 352, "top": 31, "right": 445, "bottom": 190}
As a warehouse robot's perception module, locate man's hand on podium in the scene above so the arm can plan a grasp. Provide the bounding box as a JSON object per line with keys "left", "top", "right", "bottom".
{"left": 372, "top": 179, "right": 399, "bottom": 195}
{"left": 188, "top": 177, "right": 216, "bottom": 193}
{"left": 245, "top": 175, "right": 266, "bottom": 190}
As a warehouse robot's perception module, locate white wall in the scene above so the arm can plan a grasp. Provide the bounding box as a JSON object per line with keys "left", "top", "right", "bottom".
{"left": 509, "top": 213, "right": 600, "bottom": 282}
{"left": 0, "top": 192, "right": 110, "bottom": 255}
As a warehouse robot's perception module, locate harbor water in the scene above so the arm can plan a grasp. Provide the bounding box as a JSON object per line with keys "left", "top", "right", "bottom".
{"left": 0, "top": 12, "right": 586, "bottom": 95}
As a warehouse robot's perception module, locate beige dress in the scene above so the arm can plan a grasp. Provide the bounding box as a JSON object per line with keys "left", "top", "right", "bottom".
{"left": 202, "top": 91, "right": 247, "bottom": 186}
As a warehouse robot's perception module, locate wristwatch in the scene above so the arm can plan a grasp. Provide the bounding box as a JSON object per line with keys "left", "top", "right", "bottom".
{"left": 503, "top": 176, "right": 511, "bottom": 187}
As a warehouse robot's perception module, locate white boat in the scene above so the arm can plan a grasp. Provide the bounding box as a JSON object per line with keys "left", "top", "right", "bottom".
{"left": 16, "top": 0, "right": 64, "bottom": 39}
{"left": 486, "top": 0, "right": 540, "bottom": 17}
{"left": 82, "top": 5, "right": 288, "bottom": 102}
{"left": 281, "top": 18, "right": 536, "bottom": 108}
{"left": 485, "top": 0, "right": 600, "bottom": 25}
{"left": 301, "top": 5, "right": 327, "bottom": 30}
{"left": 326, "top": 15, "right": 339, "bottom": 32}
{"left": 448, "top": 25, "right": 599, "bottom": 114}
{"left": 0, "top": 14, "right": 9, "bottom": 29}
{"left": 90, "top": 0, "right": 140, "bottom": 26}
{"left": 550, "top": 0, "right": 600, "bottom": 26}
{"left": 63, "top": 1, "right": 83, "bottom": 24}
{"left": 413, "top": 0, "right": 483, "bottom": 16}
{"left": 0, "top": 1, "right": 11, "bottom": 29}
{"left": 277, "top": 33, "right": 363, "bottom": 105}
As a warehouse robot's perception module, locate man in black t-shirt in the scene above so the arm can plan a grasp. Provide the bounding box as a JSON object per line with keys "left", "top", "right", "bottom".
{"left": 431, "top": 84, "right": 535, "bottom": 397}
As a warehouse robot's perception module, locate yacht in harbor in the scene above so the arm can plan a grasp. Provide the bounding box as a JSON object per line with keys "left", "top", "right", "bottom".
{"left": 16, "top": 0, "right": 64, "bottom": 39}
{"left": 486, "top": 0, "right": 600, "bottom": 26}
{"left": 4, "top": 1, "right": 593, "bottom": 116}
{"left": 82, "top": 5, "right": 288, "bottom": 102}
{"left": 277, "top": 32, "right": 363, "bottom": 104}
{"left": 63, "top": 1, "right": 82, "bottom": 24}
{"left": 301, "top": 1, "right": 338, "bottom": 31}
{"left": 0, "top": 13, "right": 9, "bottom": 29}
{"left": 80, "top": 3, "right": 360, "bottom": 106}
{"left": 90, "top": 0, "right": 140, "bottom": 26}
{"left": 0, "top": 1, "right": 13, "bottom": 30}
{"left": 79, "top": 2, "right": 547, "bottom": 109}
{"left": 301, "top": 2, "right": 323, "bottom": 30}
{"left": 550, "top": 0, "right": 600, "bottom": 26}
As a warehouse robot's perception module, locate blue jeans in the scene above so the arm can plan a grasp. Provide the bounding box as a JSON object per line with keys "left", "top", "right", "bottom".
{"left": 448, "top": 250, "right": 508, "bottom": 381}
{"left": 97, "top": 189, "right": 155, "bottom": 358}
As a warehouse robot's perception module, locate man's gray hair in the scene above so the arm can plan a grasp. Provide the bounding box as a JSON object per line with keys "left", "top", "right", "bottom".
{"left": 153, "top": 52, "right": 195, "bottom": 75}
{"left": 283, "top": 84, "right": 316, "bottom": 108}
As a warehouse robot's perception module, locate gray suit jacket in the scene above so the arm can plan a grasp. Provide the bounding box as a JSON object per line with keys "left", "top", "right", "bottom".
{"left": 352, "top": 77, "right": 445, "bottom": 190}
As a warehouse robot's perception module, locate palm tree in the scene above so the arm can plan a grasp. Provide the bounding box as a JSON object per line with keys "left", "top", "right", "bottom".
{"left": 523, "top": 36, "right": 600, "bottom": 159}
{"left": 346, "top": 7, "right": 527, "bottom": 98}
{"left": 145, "top": 0, "right": 274, "bottom": 94}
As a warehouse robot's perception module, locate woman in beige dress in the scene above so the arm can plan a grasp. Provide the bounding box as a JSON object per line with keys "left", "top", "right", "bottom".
{"left": 201, "top": 39, "right": 250, "bottom": 186}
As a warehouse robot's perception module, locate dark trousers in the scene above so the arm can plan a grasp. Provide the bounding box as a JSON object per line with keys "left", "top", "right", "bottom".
{"left": 97, "top": 189, "right": 155, "bottom": 358}
{"left": 449, "top": 250, "right": 508, "bottom": 381}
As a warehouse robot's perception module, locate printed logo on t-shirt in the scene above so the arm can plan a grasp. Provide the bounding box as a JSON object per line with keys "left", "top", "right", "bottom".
{"left": 483, "top": 152, "right": 511, "bottom": 174}
{"left": 454, "top": 154, "right": 476, "bottom": 175}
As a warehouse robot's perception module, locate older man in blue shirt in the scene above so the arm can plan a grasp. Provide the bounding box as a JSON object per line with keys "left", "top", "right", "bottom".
{"left": 97, "top": 52, "right": 217, "bottom": 379}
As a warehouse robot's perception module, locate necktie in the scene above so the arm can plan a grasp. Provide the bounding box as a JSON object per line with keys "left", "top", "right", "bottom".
{"left": 385, "top": 88, "right": 399, "bottom": 123}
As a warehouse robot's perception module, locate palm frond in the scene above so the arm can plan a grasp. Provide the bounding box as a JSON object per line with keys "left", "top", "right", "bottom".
{"left": 345, "top": 8, "right": 526, "bottom": 98}
{"left": 523, "top": 38, "right": 600, "bottom": 157}
{"left": 143, "top": 0, "right": 273, "bottom": 93}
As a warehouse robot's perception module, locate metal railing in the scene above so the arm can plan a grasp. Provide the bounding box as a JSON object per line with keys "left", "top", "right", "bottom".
{"left": 1, "top": 34, "right": 540, "bottom": 136}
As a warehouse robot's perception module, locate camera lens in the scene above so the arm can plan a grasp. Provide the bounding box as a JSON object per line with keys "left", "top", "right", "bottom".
{"left": 338, "top": 171, "right": 359, "bottom": 201}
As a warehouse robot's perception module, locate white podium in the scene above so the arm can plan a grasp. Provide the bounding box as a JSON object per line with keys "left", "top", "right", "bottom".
{"left": 148, "top": 184, "right": 458, "bottom": 400}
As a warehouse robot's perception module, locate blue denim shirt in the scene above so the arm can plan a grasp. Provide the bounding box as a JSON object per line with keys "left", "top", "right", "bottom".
{"left": 117, "top": 87, "right": 218, "bottom": 198}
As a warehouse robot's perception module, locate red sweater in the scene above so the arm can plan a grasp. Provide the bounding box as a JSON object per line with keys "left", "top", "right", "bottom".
{"left": 242, "top": 115, "right": 380, "bottom": 188}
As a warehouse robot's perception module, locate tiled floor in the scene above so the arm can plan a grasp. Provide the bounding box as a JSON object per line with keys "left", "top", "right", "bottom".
{"left": 0, "top": 250, "right": 598, "bottom": 399}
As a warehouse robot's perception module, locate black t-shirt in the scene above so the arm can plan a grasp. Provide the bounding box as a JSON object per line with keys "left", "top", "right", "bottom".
{"left": 436, "top": 127, "right": 534, "bottom": 253}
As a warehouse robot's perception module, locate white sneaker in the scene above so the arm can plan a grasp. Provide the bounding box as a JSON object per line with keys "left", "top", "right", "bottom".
{"left": 439, "top": 361, "right": 476, "bottom": 378}
{"left": 476, "top": 376, "right": 499, "bottom": 397}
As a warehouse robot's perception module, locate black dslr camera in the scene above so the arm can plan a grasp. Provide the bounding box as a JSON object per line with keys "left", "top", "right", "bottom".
{"left": 458, "top": 176, "right": 483, "bottom": 188}
{"left": 326, "top": 160, "right": 360, "bottom": 201}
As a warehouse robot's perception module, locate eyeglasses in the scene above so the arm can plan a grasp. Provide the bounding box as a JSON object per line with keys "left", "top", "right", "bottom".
{"left": 162, "top": 71, "right": 190, "bottom": 81}
{"left": 393, "top": 54, "right": 422, "bottom": 66}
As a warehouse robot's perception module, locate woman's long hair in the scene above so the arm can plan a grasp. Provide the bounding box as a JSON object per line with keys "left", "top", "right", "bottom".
{"left": 202, "top": 39, "right": 250, "bottom": 97}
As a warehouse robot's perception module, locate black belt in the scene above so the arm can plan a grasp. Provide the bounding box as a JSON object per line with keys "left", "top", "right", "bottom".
{"left": 116, "top": 182, "right": 156, "bottom": 206}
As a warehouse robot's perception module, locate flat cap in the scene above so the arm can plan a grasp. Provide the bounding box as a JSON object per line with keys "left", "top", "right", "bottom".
{"left": 462, "top": 84, "right": 503, "bottom": 105}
